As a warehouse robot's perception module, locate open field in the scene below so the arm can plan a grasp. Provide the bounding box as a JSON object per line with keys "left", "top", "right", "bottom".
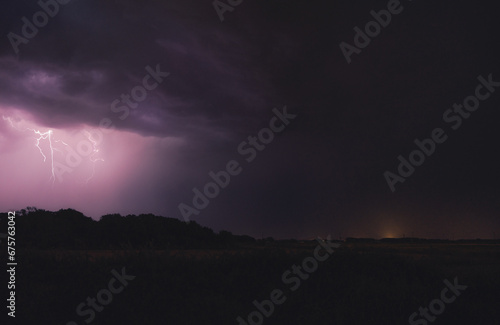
{"left": 8, "top": 242, "right": 500, "bottom": 324}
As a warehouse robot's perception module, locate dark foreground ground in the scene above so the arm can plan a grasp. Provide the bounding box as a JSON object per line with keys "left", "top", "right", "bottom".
{"left": 4, "top": 241, "right": 500, "bottom": 325}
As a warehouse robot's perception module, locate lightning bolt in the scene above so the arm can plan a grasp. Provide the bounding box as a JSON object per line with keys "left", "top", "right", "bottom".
{"left": 3, "top": 116, "right": 21, "bottom": 130}
{"left": 3, "top": 116, "right": 105, "bottom": 185}
{"left": 83, "top": 130, "right": 104, "bottom": 184}
{"left": 32, "top": 129, "right": 56, "bottom": 183}
{"left": 3, "top": 116, "right": 57, "bottom": 184}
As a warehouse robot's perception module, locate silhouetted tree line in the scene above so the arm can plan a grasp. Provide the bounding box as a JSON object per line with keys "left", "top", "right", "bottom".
{"left": 0, "top": 207, "right": 256, "bottom": 249}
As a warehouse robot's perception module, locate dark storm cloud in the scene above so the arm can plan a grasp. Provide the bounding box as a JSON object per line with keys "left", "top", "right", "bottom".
{"left": 0, "top": 0, "right": 283, "bottom": 143}
{"left": 0, "top": 0, "right": 499, "bottom": 239}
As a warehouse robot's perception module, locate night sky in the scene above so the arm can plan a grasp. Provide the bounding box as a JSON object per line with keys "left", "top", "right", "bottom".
{"left": 0, "top": 0, "right": 499, "bottom": 239}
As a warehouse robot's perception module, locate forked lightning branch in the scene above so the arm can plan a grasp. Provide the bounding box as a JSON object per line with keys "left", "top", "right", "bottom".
{"left": 2, "top": 116, "right": 103, "bottom": 184}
